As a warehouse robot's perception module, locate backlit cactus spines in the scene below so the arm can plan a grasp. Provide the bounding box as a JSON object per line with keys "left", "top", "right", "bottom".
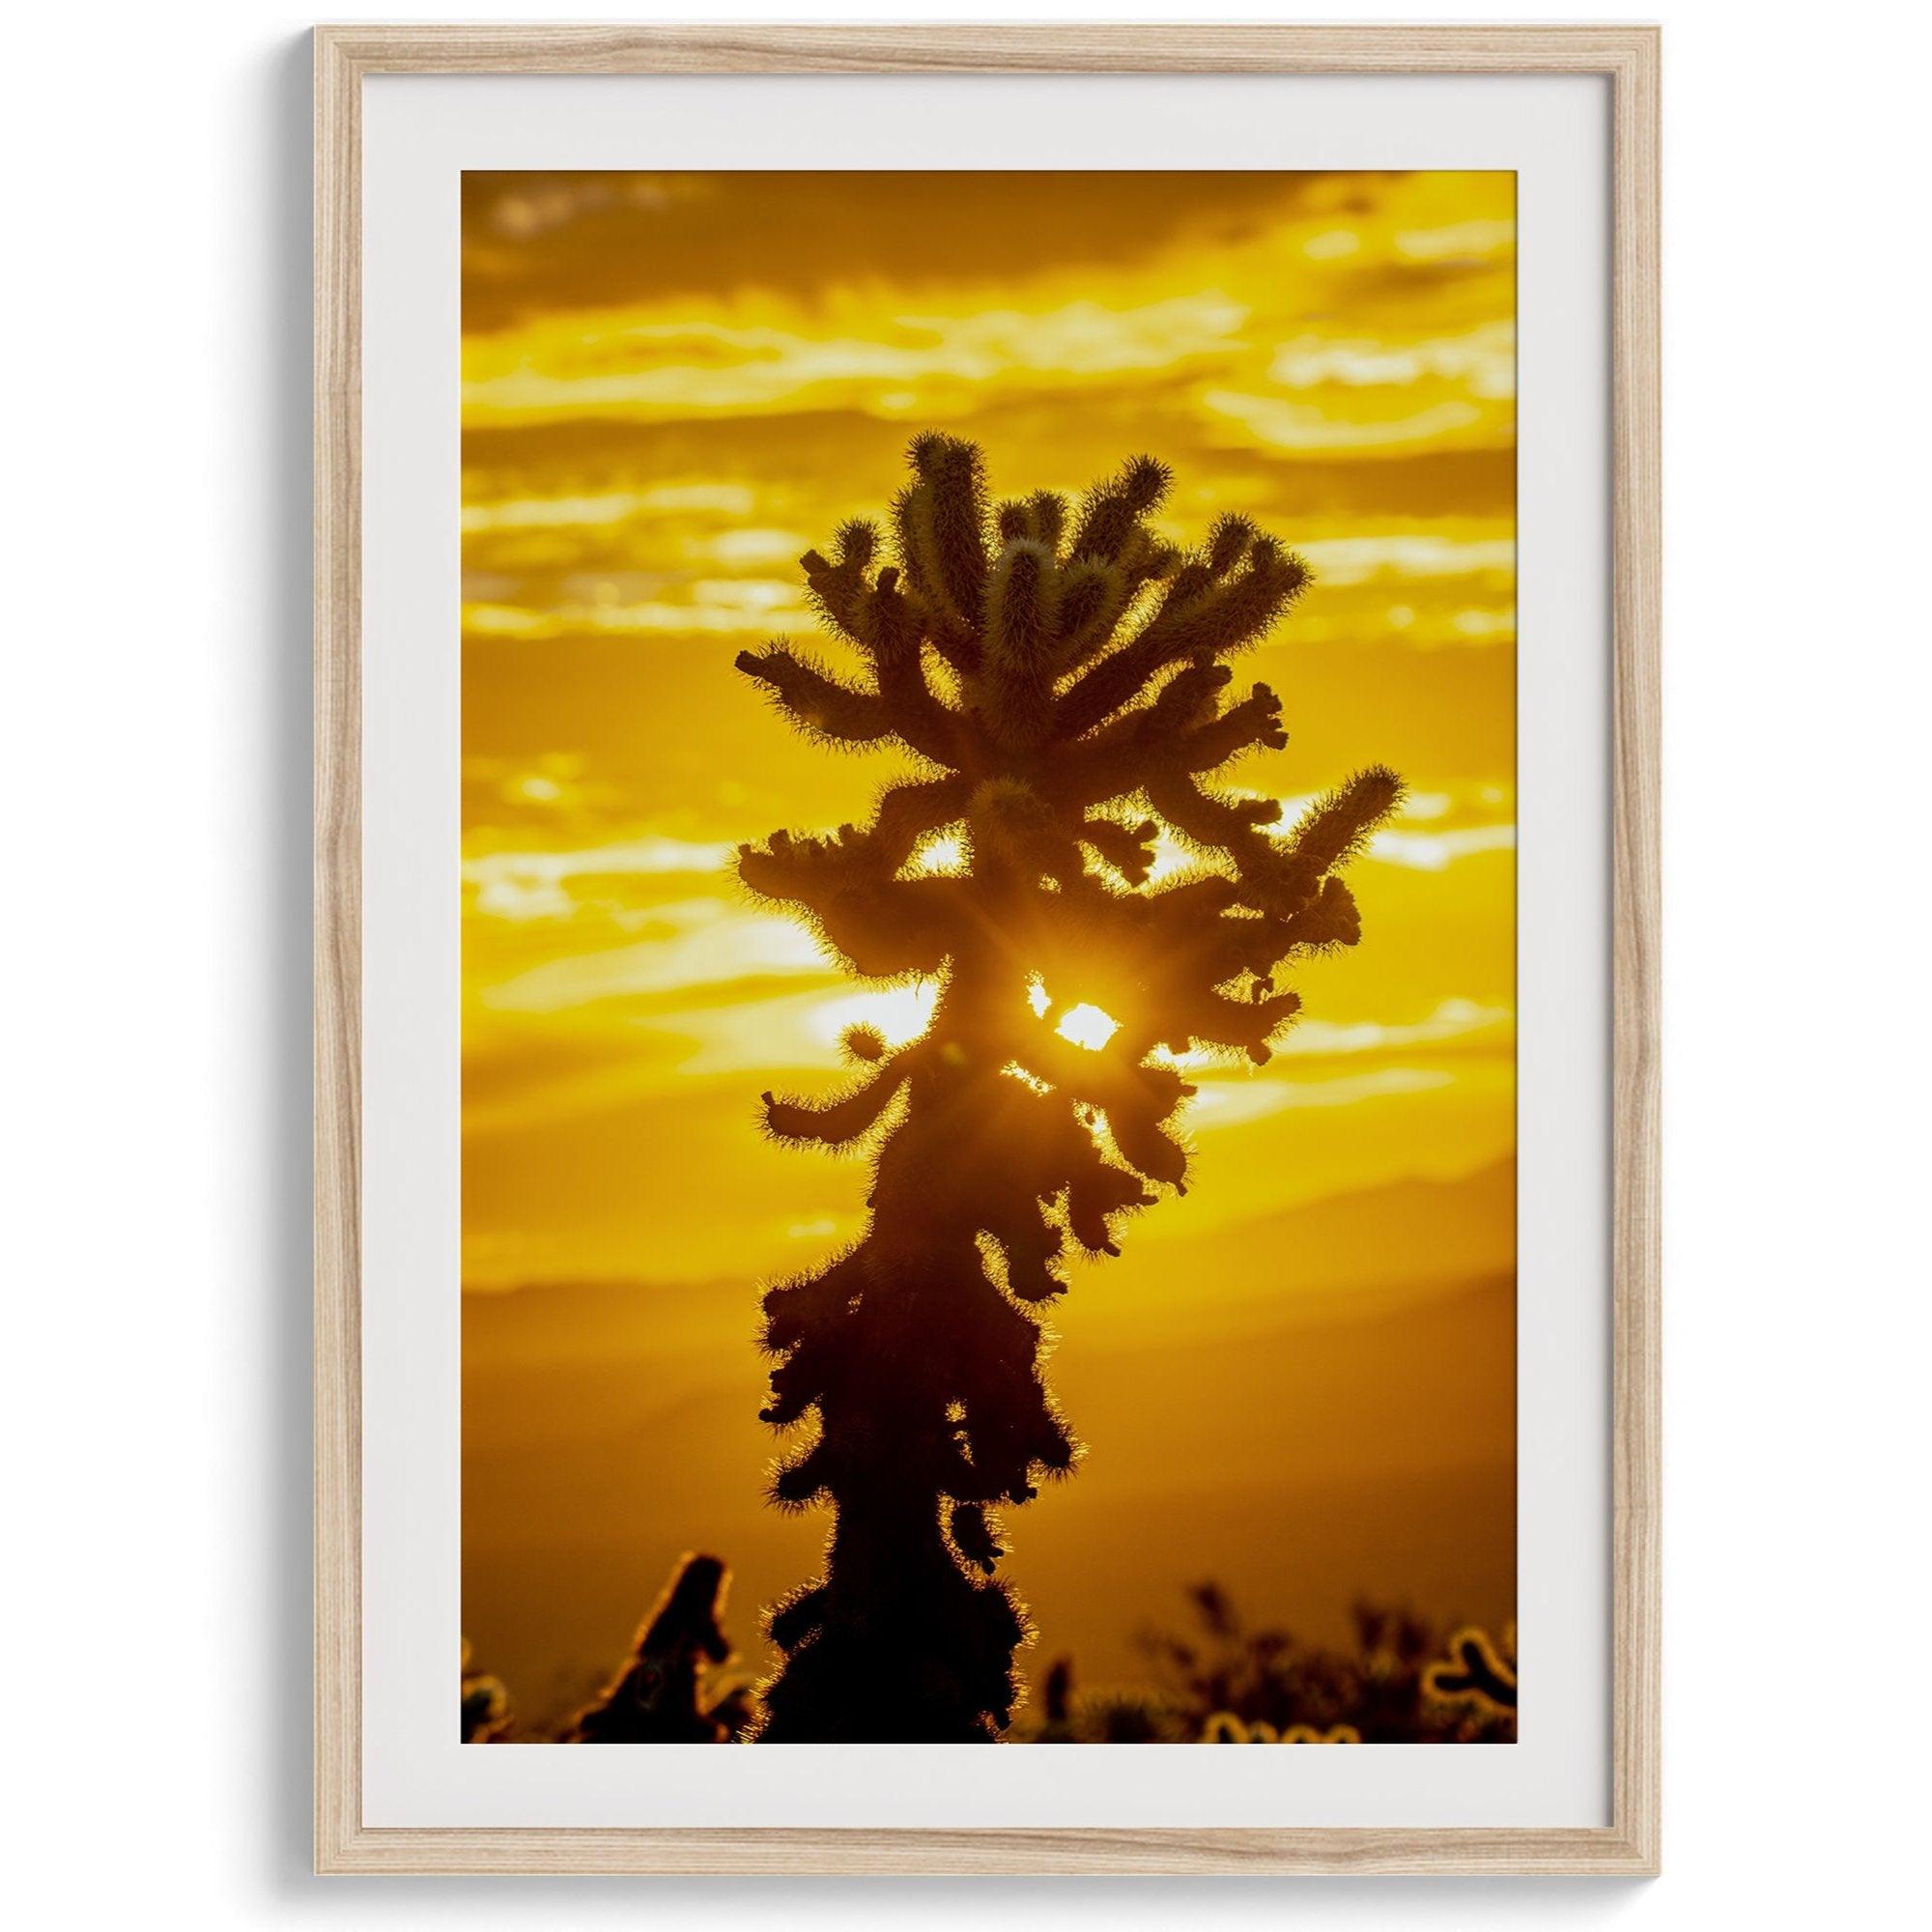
{"left": 1205, "top": 1715, "right": 1357, "bottom": 1743}
{"left": 460, "top": 1637, "right": 512, "bottom": 1743}
{"left": 737, "top": 436, "right": 1401, "bottom": 1742}
{"left": 566, "top": 1552, "right": 736, "bottom": 1744}
{"left": 1423, "top": 1626, "right": 1520, "bottom": 1714}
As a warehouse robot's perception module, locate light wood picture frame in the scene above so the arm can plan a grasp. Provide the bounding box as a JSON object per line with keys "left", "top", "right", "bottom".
{"left": 315, "top": 21, "right": 1659, "bottom": 1877}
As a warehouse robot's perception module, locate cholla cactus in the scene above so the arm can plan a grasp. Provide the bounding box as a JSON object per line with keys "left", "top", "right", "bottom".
{"left": 1423, "top": 1626, "right": 1519, "bottom": 1715}
{"left": 460, "top": 1637, "right": 512, "bottom": 1743}
{"left": 567, "top": 1552, "right": 736, "bottom": 1743}
{"left": 737, "top": 435, "right": 1401, "bottom": 1742}
{"left": 1204, "top": 1713, "right": 1361, "bottom": 1743}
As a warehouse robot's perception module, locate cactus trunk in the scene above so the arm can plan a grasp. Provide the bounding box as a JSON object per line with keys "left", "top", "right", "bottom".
{"left": 756, "top": 1237, "right": 1026, "bottom": 1742}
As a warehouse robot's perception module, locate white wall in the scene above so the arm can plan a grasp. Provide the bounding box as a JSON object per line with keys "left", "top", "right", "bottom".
{"left": 9, "top": 1, "right": 1925, "bottom": 1922}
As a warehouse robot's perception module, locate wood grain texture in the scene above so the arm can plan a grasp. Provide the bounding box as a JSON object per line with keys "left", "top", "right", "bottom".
{"left": 313, "top": 19, "right": 363, "bottom": 1878}
{"left": 315, "top": 20, "right": 1654, "bottom": 73}
{"left": 313, "top": 20, "right": 1661, "bottom": 1878}
{"left": 1608, "top": 19, "right": 1663, "bottom": 1883}
{"left": 313, "top": 1824, "right": 1652, "bottom": 1877}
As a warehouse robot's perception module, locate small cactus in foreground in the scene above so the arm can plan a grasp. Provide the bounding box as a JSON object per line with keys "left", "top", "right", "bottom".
{"left": 1423, "top": 1627, "right": 1519, "bottom": 1714}
{"left": 738, "top": 436, "right": 1402, "bottom": 1742}
{"left": 566, "top": 1552, "right": 737, "bottom": 1743}
{"left": 1204, "top": 1712, "right": 1361, "bottom": 1743}
{"left": 1139, "top": 1585, "right": 1516, "bottom": 1743}
{"left": 460, "top": 1637, "right": 512, "bottom": 1743}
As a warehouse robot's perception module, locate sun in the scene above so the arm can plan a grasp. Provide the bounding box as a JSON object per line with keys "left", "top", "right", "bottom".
{"left": 1055, "top": 1003, "right": 1121, "bottom": 1052}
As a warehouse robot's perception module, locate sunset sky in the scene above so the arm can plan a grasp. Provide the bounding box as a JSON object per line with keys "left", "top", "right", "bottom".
{"left": 460, "top": 171, "right": 1516, "bottom": 1723}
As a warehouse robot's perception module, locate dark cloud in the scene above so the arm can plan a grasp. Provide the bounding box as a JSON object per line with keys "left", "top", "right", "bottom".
{"left": 461, "top": 169, "right": 1369, "bottom": 332}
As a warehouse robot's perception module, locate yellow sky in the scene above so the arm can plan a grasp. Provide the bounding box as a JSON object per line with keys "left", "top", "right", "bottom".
{"left": 459, "top": 171, "right": 1516, "bottom": 1717}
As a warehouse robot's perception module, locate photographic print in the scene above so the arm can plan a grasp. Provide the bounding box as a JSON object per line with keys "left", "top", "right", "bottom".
{"left": 457, "top": 168, "right": 1518, "bottom": 1748}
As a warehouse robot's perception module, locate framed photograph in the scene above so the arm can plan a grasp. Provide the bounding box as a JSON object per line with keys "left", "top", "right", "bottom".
{"left": 315, "top": 23, "right": 1659, "bottom": 1876}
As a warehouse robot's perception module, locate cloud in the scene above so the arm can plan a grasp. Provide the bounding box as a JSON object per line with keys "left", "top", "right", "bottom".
{"left": 1200, "top": 389, "right": 1491, "bottom": 456}
{"left": 459, "top": 168, "right": 1326, "bottom": 331}
{"left": 1296, "top": 533, "right": 1515, "bottom": 585}
{"left": 1368, "top": 824, "right": 1516, "bottom": 871}
{"left": 463, "top": 586, "right": 817, "bottom": 640}
{"left": 1276, "top": 997, "right": 1512, "bottom": 1059}
{"left": 1266, "top": 321, "right": 1515, "bottom": 399}
{"left": 465, "top": 836, "right": 740, "bottom": 923}
{"left": 481, "top": 900, "right": 828, "bottom": 1011}
{"left": 1395, "top": 218, "right": 1515, "bottom": 262}
{"left": 462, "top": 294, "right": 1252, "bottom": 430}
{"left": 460, "top": 482, "right": 759, "bottom": 533}
{"left": 1188, "top": 1066, "right": 1456, "bottom": 1129}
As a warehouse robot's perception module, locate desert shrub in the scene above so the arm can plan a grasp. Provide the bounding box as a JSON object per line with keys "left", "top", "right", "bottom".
{"left": 1135, "top": 1584, "right": 1517, "bottom": 1744}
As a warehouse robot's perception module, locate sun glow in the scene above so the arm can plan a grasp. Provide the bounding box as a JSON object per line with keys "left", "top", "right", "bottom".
{"left": 910, "top": 834, "right": 968, "bottom": 877}
{"left": 813, "top": 982, "right": 939, "bottom": 1052}
{"left": 1055, "top": 1003, "right": 1122, "bottom": 1052}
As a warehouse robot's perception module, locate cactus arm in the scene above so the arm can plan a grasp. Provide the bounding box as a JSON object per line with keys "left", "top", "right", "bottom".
{"left": 760, "top": 1053, "right": 915, "bottom": 1148}
{"left": 1055, "top": 546, "right": 1311, "bottom": 738}
{"left": 734, "top": 644, "right": 890, "bottom": 745}
{"left": 1179, "top": 682, "right": 1290, "bottom": 772}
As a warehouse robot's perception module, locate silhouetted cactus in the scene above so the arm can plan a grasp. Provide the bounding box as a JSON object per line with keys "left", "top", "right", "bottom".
{"left": 1142, "top": 1584, "right": 1516, "bottom": 1744}
{"left": 460, "top": 1637, "right": 512, "bottom": 1743}
{"left": 1021, "top": 1655, "right": 1185, "bottom": 1743}
{"left": 1203, "top": 1713, "right": 1360, "bottom": 1743}
{"left": 566, "top": 1552, "right": 737, "bottom": 1743}
{"left": 1025, "top": 1656, "right": 1080, "bottom": 1744}
{"left": 1423, "top": 1626, "right": 1519, "bottom": 1715}
{"left": 738, "top": 436, "right": 1401, "bottom": 1742}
